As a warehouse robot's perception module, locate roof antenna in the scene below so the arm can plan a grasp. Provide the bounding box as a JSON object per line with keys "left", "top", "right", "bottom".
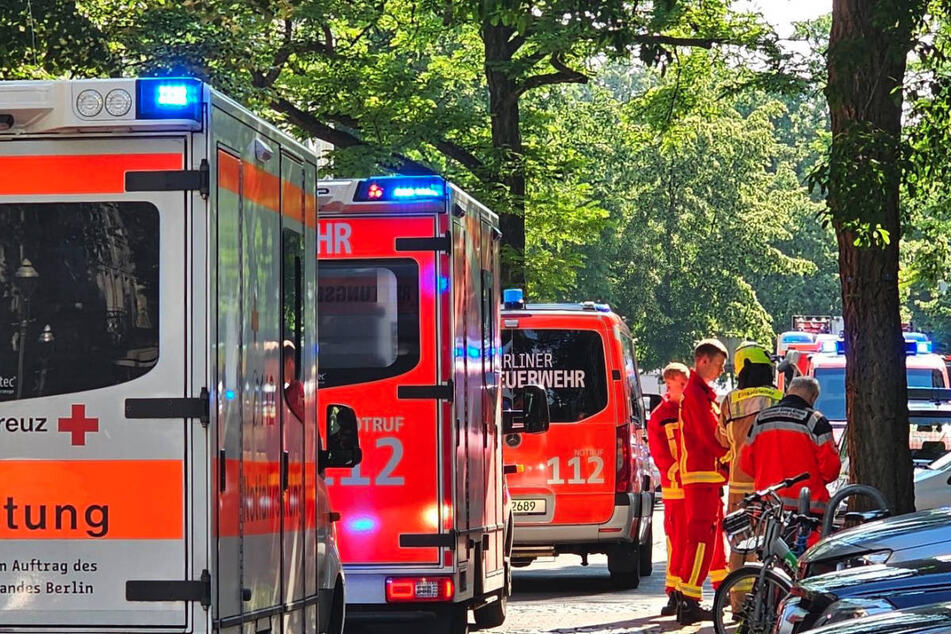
{"left": 25, "top": 0, "right": 38, "bottom": 67}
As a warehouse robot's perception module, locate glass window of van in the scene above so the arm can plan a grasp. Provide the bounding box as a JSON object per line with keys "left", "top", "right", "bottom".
{"left": 501, "top": 328, "right": 608, "bottom": 422}
{"left": 317, "top": 259, "right": 420, "bottom": 387}
{"left": 0, "top": 202, "right": 160, "bottom": 401}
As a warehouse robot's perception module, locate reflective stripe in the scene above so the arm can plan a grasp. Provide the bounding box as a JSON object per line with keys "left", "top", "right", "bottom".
{"left": 0, "top": 153, "right": 183, "bottom": 195}
{"left": 748, "top": 420, "right": 812, "bottom": 442}
{"left": 729, "top": 481, "right": 755, "bottom": 493}
{"left": 734, "top": 577, "right": 755, "bottom": 593}
{"left": 682, "top": 471, "right": 726, "bottom": 485}
{"left": 663, "top": 487, "right": 685, "bottom": 500}
{"left": 688, "top": 543, "right": 706, "bottom": 587}
{"left": 710, "top": 568, "right": 728, "bottom": 583}
{"left": 681, "top": 583, "right": 703, "bottom": 599}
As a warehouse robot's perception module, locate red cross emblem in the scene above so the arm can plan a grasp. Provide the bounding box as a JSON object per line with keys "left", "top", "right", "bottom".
{"left": 58, "top": 404, "right": 99, "bottom": 446}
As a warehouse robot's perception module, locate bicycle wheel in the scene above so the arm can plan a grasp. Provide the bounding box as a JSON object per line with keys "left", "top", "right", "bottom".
{"left": 712, "top": 564, "right": 793, "bottom": 634}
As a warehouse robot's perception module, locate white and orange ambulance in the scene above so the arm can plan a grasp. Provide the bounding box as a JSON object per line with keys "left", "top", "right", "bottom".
{"left": 0, "top": 78, "right": 361, "bottom": 634}
{"left": 317, "top": 177, "right": 548, "bottom": 633}
{"left": 500, "top": 290, "right": 656, "bottom": 588}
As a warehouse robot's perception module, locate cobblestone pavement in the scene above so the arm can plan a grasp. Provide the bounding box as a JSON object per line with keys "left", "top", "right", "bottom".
{"left": 488, "top": 507, "right": 715, "bottom": 634}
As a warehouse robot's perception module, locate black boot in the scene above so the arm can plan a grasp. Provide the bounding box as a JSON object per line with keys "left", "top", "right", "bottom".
{"left": 660, "top": 591, "right": 679, "bottom": 616}
{"left": 677, "top": 597, "right": 713, "bottom": 625}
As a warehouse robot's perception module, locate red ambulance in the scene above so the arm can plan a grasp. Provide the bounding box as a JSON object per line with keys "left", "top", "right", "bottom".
{"left": 500, "top": 290, "right": 656, "bottom": 589}
{"left": 317, "top": 176, "right": 548, "bottom": 633}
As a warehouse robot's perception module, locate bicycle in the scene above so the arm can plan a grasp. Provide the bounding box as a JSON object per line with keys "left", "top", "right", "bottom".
{"left": 711, "top": 473, "right": 818, "bottom": 634}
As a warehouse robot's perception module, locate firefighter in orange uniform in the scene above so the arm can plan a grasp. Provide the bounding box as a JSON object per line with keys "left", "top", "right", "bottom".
{"left": 716, "top": 341, "right": 783, "bottom": 609}
{"left": 740, "top": 376, "right": 841, "bottom": 520}
{"left": 677, "top": 339, "right": 729, "bottom": 625}
{"left": 646, "top": 362, "right": 689, "bottom": 617}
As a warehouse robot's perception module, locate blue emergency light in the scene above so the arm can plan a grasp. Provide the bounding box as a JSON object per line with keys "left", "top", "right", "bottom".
{"left": 835, "top": 337, "right": 929, "bottom": 356}
{"left": 353, "top": 176, "right": 446, "bottom": 202}
{"left": 136, "top": 78, "right": 202, "bottom": 121}
{"left": 503, "top": 288, "right": 525, "bottom": 310}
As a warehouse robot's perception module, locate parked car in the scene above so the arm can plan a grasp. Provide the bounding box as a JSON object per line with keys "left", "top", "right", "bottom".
{"left": 775, "top": 558, "right": 951, "bottom": 633}
{"left": 798, "top": 508, "right": 951, "bottom": 578}
{"left": 786, "top": 601, "right": 951, "bottom": 634}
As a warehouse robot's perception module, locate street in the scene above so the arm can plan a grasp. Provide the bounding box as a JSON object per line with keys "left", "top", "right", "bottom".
{"left": 491, "top": 507, "right": 713, "bottom": 634}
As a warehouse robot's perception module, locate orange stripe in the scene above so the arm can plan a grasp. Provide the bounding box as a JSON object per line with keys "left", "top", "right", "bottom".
{"left": 217, "top": 151, "right": 315, "bottom": 227}
{"left": 0, "top": 460, "right": 182, "bottom": 539}
{"left": 0, "top": 154, "right": 183, "bottom": 195}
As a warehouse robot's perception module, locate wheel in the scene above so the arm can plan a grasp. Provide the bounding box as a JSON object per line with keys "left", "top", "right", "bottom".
{"left": 607, "top": 543, "right": 641, "bottom": 589}
{"left": 326, "top": 578, "right": 344, "bottom": 634}
{"left": 638, "top": 523, "right": 654, "bottom": 577}
{"left": 711, "top": 564, "right": 792, "bottom": 634}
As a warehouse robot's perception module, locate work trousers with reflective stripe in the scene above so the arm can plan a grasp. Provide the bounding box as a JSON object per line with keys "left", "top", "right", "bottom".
{"left": 678, "top": 484, "right": 721, "bottom": 600}
{"left": 727, "top": 490, "right": 753, "bottom": 611}
{"left": 663, "top": 495, "right": 684, "bottom": 594}
{"left": 711, "top": 494, "right": 728, "bottom": 588}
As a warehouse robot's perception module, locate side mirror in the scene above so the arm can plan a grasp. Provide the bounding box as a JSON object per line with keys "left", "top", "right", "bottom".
{"left": 320, "top": 404, "right": 362, "bottom": 470}
{"left": 643, "top": 393, "right": 663, "bottom": 413}
{"left": 503, "top": 385, "right": 551, "bottom": 434}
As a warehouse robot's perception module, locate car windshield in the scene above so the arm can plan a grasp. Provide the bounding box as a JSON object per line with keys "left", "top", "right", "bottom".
{"left": 816, "top": 367, "right": 945, "bottom": 422}
{"left": 839, "top": 411, "right": 951, "bottom": 467}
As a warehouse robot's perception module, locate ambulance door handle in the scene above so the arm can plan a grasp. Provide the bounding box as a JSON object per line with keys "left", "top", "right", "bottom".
{"left": 219, "top": 449, "right": 227, "bottom": 492}
{"left": 281, "top": 451, "right": 289, "bottom": 491}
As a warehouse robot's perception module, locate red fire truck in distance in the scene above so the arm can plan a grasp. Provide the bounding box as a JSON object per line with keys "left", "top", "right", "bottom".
{"left": 317, "top": 176, "right": 549, "bottom": 633}
{"left": 500, "top": 290, "right": 656, "bottom": 589}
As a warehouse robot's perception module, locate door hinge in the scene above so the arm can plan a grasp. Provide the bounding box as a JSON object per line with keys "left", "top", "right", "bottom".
{"left": 395, "top": 232, "right": 451, "bottom": 253}
{"left": 125, "top": 387, "right": 210, "bottom": 427}
{"left": 397, "top": 381, "right": 453, "bottom": 402}
{"left": 127, "top": 569, "right": 210, "bottom": 608}
{"left": 126, "top": 158, "right": 210, "bottom": 198}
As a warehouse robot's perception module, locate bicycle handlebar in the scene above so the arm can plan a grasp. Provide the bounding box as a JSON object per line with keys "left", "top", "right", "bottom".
{"left": 743, "top": 472, "right": 811, "bottom": 505}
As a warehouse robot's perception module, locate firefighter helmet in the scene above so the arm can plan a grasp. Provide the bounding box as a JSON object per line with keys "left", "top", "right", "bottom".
{"left": 734, "top": 341, "right": 771, "bottom": 372}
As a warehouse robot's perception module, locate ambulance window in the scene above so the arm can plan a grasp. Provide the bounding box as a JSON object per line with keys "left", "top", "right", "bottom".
{"left": 282, "top": 228, "right": 304, "bottom": 419}
{"left": 814, "top": 367, "right": 846, "bottom": 421}
{"left": 907, "top": 368, "right": 944, "bottom": 389}
{"left": 0, "top": 202, "right": 159, "bottom": 401}
{"left": 501, "top": 329, "right": 608, "bottom": 423}
{"left": 317, "top": 259, "right": 419, "bottom": 387}
{"left": 624, "top": 336, "right": 645, "bottom": 422}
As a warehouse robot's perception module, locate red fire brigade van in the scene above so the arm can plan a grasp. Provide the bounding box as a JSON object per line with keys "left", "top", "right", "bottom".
{"left": 0, "top": 78, "right": 361, "bottom": 634}
{"left": 317, "top": 176, "right": 548, "bottom": 633}
{"left": 500, "top": 290, "right": 655, "bottom": 589}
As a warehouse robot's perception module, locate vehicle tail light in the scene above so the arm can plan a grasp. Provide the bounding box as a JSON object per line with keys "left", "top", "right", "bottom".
{"left": 616, "top": 424, "right": 633, "bottom": 493}
{"left": 385, "top": 577, "right": 454, "bottom": 603}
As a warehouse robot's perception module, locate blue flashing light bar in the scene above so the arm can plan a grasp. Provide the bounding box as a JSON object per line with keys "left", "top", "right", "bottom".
{"left": 835, "top": 338, "right": 927, "bottom": 356}
{"left": 503, "top": 288, "right": 524, "bottom": 305}
{"left": 136, "top": 78, "right": 202, "bottom": 121}
{"left": 353, "top": 176, "right": 447, "bottom": 202}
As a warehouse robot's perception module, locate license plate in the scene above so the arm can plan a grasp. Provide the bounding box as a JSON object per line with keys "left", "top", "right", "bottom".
{"left": 512, "top": 499, "right": 547, "bottom": 515}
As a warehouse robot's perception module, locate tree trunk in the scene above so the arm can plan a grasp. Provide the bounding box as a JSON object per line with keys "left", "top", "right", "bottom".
{"left": 827, "top": 0, "right": 919, "bottom": 514}
{"left": 482, "top": 21, "right": 525, "bottom": 287}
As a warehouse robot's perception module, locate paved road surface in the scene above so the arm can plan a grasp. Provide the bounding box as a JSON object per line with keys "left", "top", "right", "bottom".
{"left": 489, "top": 507, "right": 715, "bottom": 634}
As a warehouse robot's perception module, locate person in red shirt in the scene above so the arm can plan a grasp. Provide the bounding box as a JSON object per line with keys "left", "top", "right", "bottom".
{"left": 740, "top": 376, "right": 841, "bottom": 520}
{"left": 676, "top": 338, "right": 728, "bottom": 624}
{"left": 647, "top": 362, "right": 689, "bottom": 616}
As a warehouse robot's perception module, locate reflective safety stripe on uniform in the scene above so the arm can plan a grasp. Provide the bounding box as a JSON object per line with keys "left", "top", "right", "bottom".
{"left": 663, "top": 496, "right": 685, "bottom": 594}
{"left": 678, "top": 485, "right": 721, "bottom": 600}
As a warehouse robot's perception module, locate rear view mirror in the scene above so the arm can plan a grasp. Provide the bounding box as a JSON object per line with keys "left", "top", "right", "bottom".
{"left": 503, "top": 385, "right": 551, "bottom": 434}
{"left": 321, "top": 404, "right": 362, "bottom": 470}
{"left": 644, "top": 393, "right": 663, "bottom": 413}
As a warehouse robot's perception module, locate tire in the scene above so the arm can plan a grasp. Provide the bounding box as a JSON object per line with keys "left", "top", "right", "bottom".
{"left": 607, "top": 542, "right": 641, "bottom": 590}
{"left": 326, "top": 578, "right": 344, "bottom": 634}
{"left": 711, "top": 564, "right": 792, "bottom": 634}
{"left": 639, "top": 523, "right": 654, "bottom": 577}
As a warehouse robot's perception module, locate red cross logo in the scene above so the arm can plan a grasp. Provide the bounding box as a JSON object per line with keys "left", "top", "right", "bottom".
{"left": 58, "top": 404, "right": 99, "bottom": 446}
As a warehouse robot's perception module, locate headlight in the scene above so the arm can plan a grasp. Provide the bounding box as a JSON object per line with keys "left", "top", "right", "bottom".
{"left": 776, "top": 596, "right": 809, "bottom": 634}
{"left": 834, "top": 549, "right": 893, "bottom": 570}
{"left": 817, "top": 597, "right": 894, "bottom": 626}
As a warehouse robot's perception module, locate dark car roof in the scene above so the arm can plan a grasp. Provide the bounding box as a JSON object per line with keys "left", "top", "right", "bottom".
{"left": 800, "top": 558, "right": 951, "bottom": 600}
{"left": 809, "top": 601, "right": 951, "bottom": 634}
{"left": 802, "top": 508, "right": 951, "bottom": 564}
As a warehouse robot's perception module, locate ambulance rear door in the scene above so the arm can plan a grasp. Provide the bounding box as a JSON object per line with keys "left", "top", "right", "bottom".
{"left": 502, "top": 315, "right": 618, "bottom": 527}
{"left": 318, "top": 204, "right": 444, "bottom": 572}
{"left": 0, "top": 133, "right": 194, "bottom": 631}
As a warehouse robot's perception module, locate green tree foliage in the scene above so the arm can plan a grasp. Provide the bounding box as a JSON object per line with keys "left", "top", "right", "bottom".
{"left": 546, "top": 54, "right": 828, "bottom": 368}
